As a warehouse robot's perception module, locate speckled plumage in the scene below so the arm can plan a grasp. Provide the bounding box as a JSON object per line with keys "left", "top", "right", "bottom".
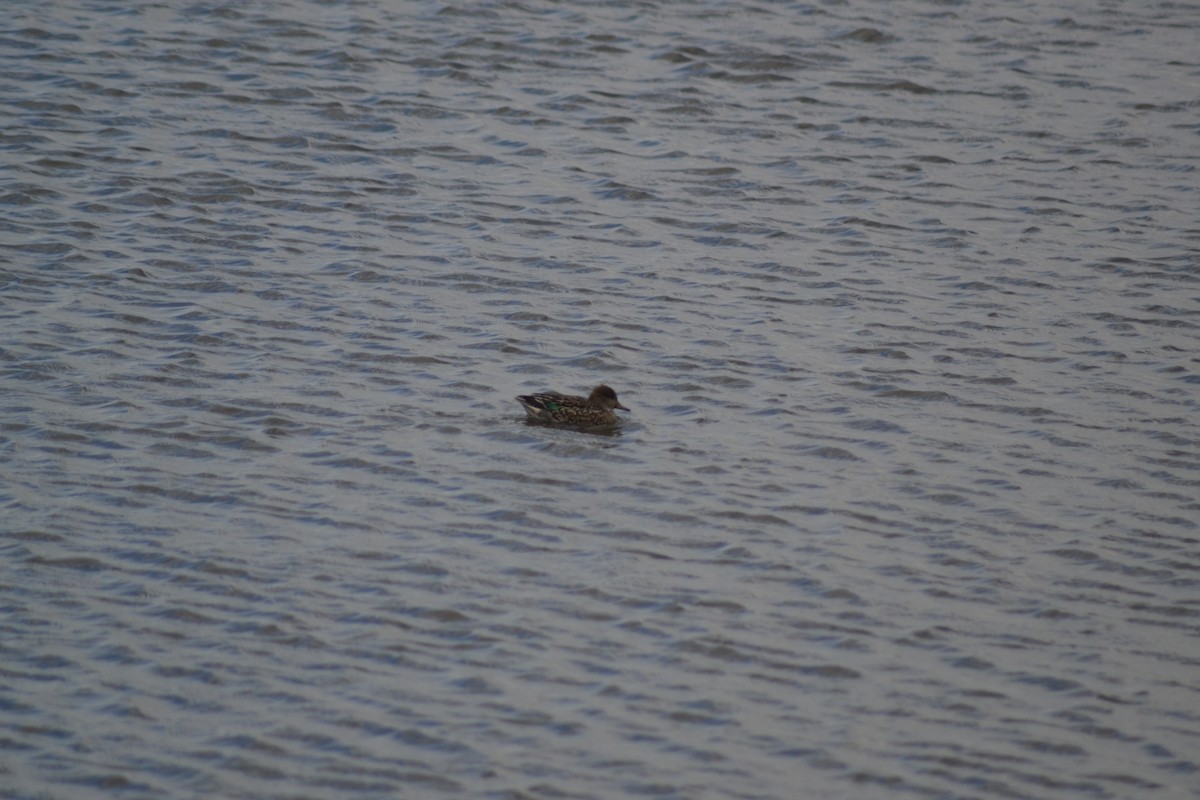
{"left": 516, "top": 384, "right": 629, "bottom": 427}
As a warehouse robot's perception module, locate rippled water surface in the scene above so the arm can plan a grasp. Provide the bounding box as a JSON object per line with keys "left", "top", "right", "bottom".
{"left": 3, "top": 1, "right": 1199, "bottom": 798}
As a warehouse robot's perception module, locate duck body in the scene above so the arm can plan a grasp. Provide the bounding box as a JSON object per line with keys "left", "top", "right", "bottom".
{"left": 516, "top": 384, "right": 629, "bottom": 428}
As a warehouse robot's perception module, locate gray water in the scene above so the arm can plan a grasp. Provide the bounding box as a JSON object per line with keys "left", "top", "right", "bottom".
{"left": 2, "top": 1, "right": 1199, "bottom": 798}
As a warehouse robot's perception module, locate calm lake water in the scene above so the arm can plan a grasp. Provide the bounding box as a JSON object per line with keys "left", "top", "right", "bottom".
{"left": 3, "top": 1, "right": 1199, "bottom": 798}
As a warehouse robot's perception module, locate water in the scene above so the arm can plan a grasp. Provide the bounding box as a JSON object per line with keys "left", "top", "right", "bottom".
{"left": 3, "top": 0, "right": 1199, "bottom": 798}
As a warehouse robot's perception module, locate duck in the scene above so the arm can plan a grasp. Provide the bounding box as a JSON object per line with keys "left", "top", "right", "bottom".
{"left": 516, "top": 384, "right": 629, "bottom": 427}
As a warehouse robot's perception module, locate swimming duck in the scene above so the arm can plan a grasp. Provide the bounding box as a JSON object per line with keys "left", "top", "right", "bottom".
{"left": 516, "top": 384, "right": 629, "bottom": 427}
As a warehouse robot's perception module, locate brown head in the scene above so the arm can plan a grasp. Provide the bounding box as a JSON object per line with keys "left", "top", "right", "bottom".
{"left": 589, "top": 384, "right": 628, "bottom": 411}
